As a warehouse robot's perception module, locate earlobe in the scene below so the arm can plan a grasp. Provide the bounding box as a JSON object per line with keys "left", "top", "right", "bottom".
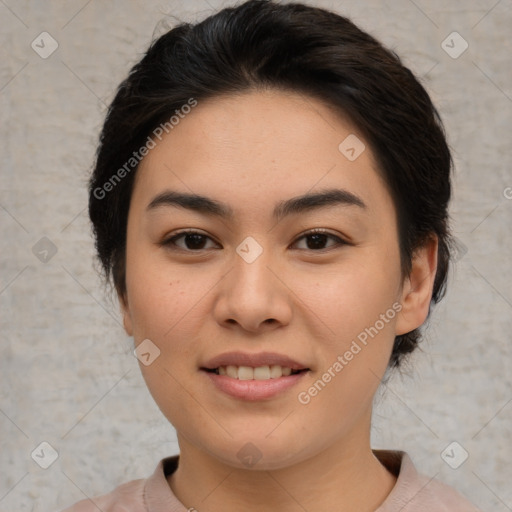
{"left": 395, "top": 236, "right": 438, "bottom": 336}
{"left": 119, "top": 293, "right": 133, "bottom": 337}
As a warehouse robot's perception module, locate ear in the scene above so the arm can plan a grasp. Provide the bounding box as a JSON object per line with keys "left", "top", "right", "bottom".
{"left": 395, "top": 236, "right": 438, "bottom": 336}
{"left": 118, "top": 290, "right": 133, "bottom": 337}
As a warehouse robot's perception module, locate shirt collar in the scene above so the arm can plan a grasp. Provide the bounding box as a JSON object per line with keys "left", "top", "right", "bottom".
{"left": 144, "top": 450, "right": 419, "bottom": 512}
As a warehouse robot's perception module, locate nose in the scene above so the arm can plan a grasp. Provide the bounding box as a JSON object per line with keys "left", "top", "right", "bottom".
{"left": 213, "top": 240, "right": 292, "bottom": 333}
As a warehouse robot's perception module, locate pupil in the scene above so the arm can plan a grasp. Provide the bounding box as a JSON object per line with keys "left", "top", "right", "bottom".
{"left": 186, "top": 233, "right": 206, "bottom": 250}
{"left": 307, "top": 233, "right": 327, "bottom": 250}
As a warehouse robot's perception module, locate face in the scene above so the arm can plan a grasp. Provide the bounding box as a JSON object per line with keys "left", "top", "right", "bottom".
{"left": 121, "top": 89, "right": 435, "bottom": 470}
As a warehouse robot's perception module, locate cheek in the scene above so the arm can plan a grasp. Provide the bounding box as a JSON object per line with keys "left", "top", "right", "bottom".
{"left": 124, "top": 255, "right": 220, "bottom": 384}
{"left": 306, "top": 252, "right": 402, "bottom": 341}
{"left": 125, "top": 246, "right": 201, "bottom": 341}
{"left": 125, "top": 258, "right": 210, "bottom": 423}
{"left": 295, "top": 249, "right": 401, "bottom": 406}
{"left": 296, "top": 305, "right": 397, "bottom": 437}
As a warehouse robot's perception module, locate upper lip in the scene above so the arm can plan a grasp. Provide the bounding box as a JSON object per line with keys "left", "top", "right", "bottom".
{"left": 201, "top": 351, "right": 310, "bottom": 371}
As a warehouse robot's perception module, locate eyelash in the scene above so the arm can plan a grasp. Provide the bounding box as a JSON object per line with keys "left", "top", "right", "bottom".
{"left": 161, "top": 228, "right": 349, "bottom": 253}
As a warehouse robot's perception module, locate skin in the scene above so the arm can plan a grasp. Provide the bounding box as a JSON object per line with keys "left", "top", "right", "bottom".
{"left": 120, "top": 88, "right": 438, "bottom": 512}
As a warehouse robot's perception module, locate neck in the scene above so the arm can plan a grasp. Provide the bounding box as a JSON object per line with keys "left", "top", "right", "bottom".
{"left": 167, "top": 420, "right": 397, "bottom": 512}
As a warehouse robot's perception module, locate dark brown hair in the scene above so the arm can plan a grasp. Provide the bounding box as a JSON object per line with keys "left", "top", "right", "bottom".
{"left": 89, "top": 0, "right": 453, "bottom": 368}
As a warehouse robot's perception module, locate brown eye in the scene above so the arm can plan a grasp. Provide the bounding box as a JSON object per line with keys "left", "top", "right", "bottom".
{"left": 292, "top": 229, "right": 347, "bottom": 251}
{"left": 163, "top": 230, "right": 219, "bottom": 251}
{"left": 162, "top": 228, "right": 348, "bottom": 253}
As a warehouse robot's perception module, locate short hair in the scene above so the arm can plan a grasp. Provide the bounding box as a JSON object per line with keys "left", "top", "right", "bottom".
{"left": 89, "top": 0, "right": 453, "bottom": 368}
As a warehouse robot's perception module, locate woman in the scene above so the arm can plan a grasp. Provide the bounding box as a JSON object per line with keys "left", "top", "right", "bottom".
{"left": 62, "top": 0, "right": 479, "bottom": 510}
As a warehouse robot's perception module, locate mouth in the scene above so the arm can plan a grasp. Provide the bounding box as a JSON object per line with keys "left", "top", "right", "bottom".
{"left": 199, "top": 352, "right": 311, "bottom": 401}
{"left": 201, "top": 365, "right": 309, "bottom": 380}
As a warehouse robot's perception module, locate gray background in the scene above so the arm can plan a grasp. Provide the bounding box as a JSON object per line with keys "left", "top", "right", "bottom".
{"left": 1, "top": 0, "right": 511, "bottom": 510}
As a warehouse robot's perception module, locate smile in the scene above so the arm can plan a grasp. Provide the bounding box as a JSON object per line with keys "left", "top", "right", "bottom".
{"left": 201, "top": 367, "right": 310, "bottom": 401}
{"left": 204, "top": 365, "right": 305, "bottom": 380}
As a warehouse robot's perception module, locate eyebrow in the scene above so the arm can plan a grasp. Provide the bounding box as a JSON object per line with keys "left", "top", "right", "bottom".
{"left": 146, "top": 187, "right": 366, "bottom": 221}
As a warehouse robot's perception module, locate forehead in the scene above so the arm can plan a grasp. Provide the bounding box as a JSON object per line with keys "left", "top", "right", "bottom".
{"left": 133, "top": 89, "right": 391, "bottom": 222}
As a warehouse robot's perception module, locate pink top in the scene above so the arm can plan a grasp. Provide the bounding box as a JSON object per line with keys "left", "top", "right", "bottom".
{"left": 60, "top": 450, "right": 480, "bottom": 511}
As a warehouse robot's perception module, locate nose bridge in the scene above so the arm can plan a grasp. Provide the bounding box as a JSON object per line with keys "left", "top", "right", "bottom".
{"left": 235, "top": 234, "right": 267, "bottom": 268}
{"left": 231, "top": 235, "right": 274, "bottom": 297}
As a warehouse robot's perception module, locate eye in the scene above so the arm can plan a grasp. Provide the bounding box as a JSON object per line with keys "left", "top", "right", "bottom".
{"left": 162, "top": 228, "right": 348, "bottom": 253}
{"left": 292, "top": 228, "right": 348, "bottom": 251}
{"left": 162, "top": 230, "right": 219, "bottom": 251}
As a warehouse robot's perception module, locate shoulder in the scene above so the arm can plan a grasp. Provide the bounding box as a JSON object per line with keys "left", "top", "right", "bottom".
{"left": 408, "top": 472, "right": 481, "bottom": 511}
{"left": 58, "top": 455, "right": 180, "bottom": 512}
{"left": 375, "top": 450, "right": 481, "bottom": 512}
{"left": 59, "top": 477, "right": 147, "bottom": 512}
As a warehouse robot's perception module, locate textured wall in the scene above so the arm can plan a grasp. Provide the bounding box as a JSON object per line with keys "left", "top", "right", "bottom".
{"left": 0, "top": 1, "right": 511, "bottom": 510}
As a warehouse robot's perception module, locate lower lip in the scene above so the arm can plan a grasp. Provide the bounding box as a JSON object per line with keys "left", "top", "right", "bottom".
{"left": 201, "top": 370, "right": 309, "bottom": 401}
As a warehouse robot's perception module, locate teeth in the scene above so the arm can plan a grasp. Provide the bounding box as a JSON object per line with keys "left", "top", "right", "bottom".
{"left": 226, "top": 365, "right": 238, "bottom": 378}
{"left": 238, "top": 366, "right": 253, "bottom": 381}
{"left": 216, "top": 365, "right": 298, "bottom": 380}
{"left": 254, "top": 366, "right": 270, "bottom": 380}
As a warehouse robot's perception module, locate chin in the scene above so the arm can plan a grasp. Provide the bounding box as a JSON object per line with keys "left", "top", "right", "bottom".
{"left": 210, "top": 435, "right": 313, "bottom": 471}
